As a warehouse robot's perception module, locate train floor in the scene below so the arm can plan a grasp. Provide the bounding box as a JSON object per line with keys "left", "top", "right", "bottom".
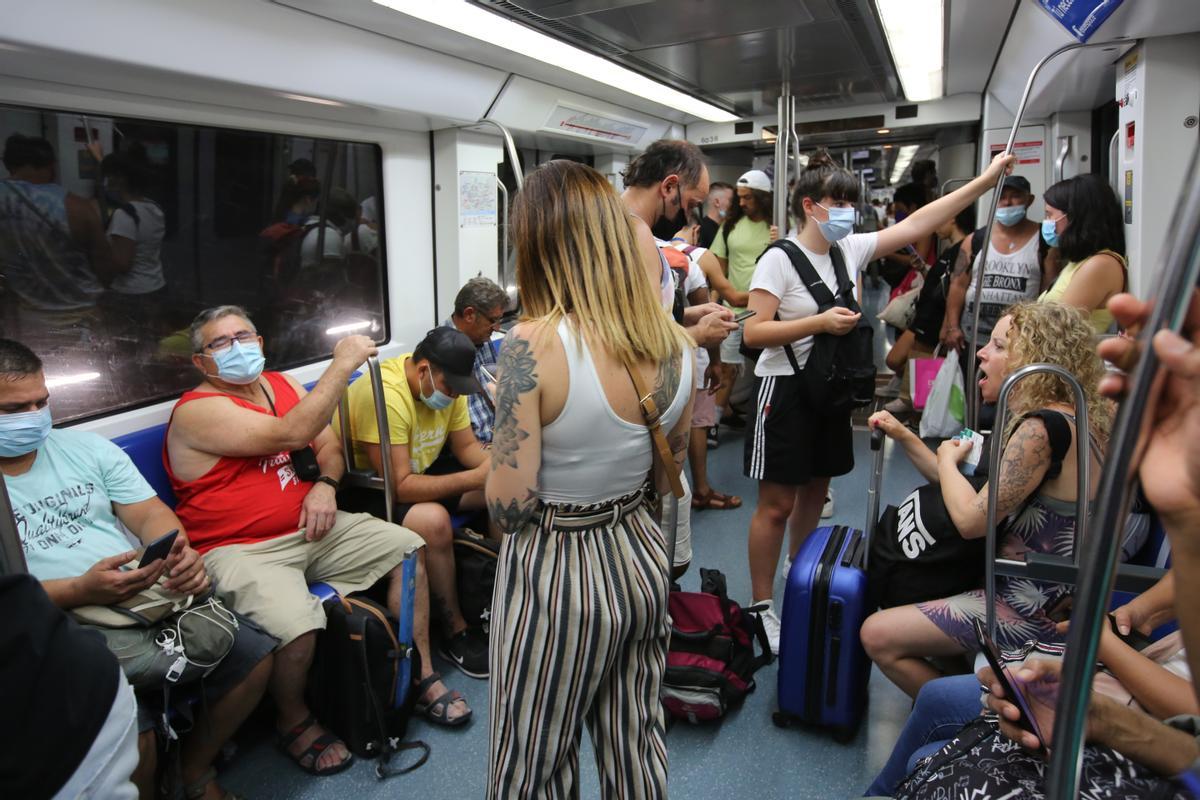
{"left": 213, "top": 279, "right": 928, "bottom": 799}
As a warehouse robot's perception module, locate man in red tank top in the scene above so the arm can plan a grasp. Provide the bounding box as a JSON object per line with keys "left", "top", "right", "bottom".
{"left": 165, "top": 306, "right": 474, "bottom": 776}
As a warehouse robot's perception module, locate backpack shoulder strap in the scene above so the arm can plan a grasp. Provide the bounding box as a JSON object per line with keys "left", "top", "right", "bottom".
{"left": 770, "top": 239, "right": 837, "bottom": 311}
{"left": 828, "top": 243, "right": 856, "bottom": 303}
{"left": 971, "top": 227, "right": 987, "bottom": 265}
{"left": 1018, "top": 409, "right": 1073, "bottom": 480}
{"left": 625, "top": 362, "right": 685, "bottom": 499}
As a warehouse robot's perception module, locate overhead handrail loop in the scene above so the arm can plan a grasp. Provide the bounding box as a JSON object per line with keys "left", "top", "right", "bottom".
{"left": 1045, "top": 138, "right": 1200, "bottom": 800}
{"left": 495, "top": 175, "right": 509, "bottom": 279}
{"left": 983, "top": 363, "right": 1090, "bottom": 640}
{"left": 464, "top": 118, "right": 523, "bottom": 192}
{"left": 940, "top": 178, "right": 972, "bottom": 197}
{"left": 338, "top": 356, "right": 395, "bottom": 522}
{"left": 0, "top": 473, "right": 26, "bottom": 577}
{"left": 966, "top": 38, "right": 1132, "bottom": 429}
{"left": 1055, "top": 136, "right": 1072, "bottom": 183}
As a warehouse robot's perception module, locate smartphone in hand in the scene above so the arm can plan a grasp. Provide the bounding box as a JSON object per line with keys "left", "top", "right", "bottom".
{"left": 138, "top": 529, "right": 179, "bottom": 569}
{"left": 734, "top": 309, "right": 757, "bottom": 324}
{"left": 973, "top": 619, "right": 1047, "bottom": 752}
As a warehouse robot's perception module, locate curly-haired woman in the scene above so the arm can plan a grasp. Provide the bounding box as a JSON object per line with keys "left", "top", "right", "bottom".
{"left": 862, "top": 302, "right": 1110, "bottom": 697}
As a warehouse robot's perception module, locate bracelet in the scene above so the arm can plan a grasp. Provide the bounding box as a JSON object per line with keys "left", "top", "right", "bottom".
{"left": 315, "top": 475, "right": 340, "bottom": 491}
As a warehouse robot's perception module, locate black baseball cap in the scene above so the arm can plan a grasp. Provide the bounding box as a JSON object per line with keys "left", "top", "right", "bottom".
{"left": 1001, "top": 175, "right": 1031, "bottom": 194}
{"left": 413, "top": 327, "right": 483, "bottom": 396}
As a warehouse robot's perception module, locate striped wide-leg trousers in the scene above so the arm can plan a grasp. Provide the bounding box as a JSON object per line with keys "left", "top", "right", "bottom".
{"left": 487, "top": 489, "right": 671, "bottom": 800}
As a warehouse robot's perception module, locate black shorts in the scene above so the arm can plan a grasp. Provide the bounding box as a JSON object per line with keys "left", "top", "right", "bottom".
{"left": 339, "top": 447, "right": 469, "bottom": 525}
{"left": 743, "top": 373, "right": 854, "bottom": 485}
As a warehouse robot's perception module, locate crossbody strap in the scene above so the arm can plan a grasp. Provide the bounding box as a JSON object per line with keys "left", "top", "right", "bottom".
{"left": 625, "top": 362, "right": 685, "bottom": 499}
{"left": 769, "top": 239, "right": 841, "bottom": 376}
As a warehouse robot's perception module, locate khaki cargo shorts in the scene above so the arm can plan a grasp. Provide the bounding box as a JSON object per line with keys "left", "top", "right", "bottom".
{"left": 203, "top": 511, "right": 423, "bottom": 647}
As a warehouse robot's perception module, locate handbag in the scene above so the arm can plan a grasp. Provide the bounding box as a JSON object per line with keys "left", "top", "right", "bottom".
{"left": 879, "top": 285, "right": 922, "bottom": 330}
{"left": 908, "top": 347, "right": 945, "bottom": 410}
{"left": 72, "top": 571, "right": 238, "bottom": 689}
{"left": 918, "top": 348, "right": 966, "bottom": 439}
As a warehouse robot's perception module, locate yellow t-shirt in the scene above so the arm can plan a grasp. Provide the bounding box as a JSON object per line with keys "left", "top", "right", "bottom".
{"left": 344, "top": 353, "right": 471, "bottom": 473}
{"left": 1038, "top": 249, "right": 1124, "bottom": 334}
{"left": 710, "top": 216, "right": 771, "bottom": 313}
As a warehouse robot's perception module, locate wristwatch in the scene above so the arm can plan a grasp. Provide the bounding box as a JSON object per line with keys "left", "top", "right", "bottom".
{"left": 315, "top": 475, "right": 340, "bottom": 491}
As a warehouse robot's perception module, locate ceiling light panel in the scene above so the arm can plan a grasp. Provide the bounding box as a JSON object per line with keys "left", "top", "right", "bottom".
{"left": 371, "top": 0, "right": 738, "bottom": 122}
{"left": 876, "top": 0, "right": 944, "bottom": 102}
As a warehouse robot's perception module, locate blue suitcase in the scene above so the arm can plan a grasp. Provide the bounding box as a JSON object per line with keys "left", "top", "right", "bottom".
{"left": 773, "top": 429, "right": 884, "bottom": 741}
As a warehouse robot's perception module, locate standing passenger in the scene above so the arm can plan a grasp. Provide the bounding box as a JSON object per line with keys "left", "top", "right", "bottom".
{"left": 742, "top": 149, "right": 1016, "bottom": 653}
{"left": 486, "top": 160, "right": 694, "bottom": 799}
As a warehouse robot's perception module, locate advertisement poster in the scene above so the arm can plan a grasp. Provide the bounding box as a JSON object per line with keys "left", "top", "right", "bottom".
{"left": 1035, "top": 0, "right": 1125, "bottom": 43}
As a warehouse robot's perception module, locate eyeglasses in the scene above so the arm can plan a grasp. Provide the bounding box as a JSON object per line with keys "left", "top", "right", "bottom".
{"left": 476, "top": 310, "right": 503, "bottom": 327}
{"left": 201, "top": 330, "right": 258, "bottom": 354}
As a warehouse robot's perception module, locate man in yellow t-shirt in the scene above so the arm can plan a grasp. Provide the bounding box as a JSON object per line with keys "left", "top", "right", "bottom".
{"left": 342, "top": 327, "right": 491, "bottom": 677}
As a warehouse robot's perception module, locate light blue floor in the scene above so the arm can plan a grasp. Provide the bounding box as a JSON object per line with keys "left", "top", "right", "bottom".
{"left": 217, "top": 278, "right": 921, "bottom": 798}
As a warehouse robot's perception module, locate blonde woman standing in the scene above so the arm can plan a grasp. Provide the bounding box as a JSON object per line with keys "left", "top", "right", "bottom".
{"left": 486, "top": 160, "right": 695, "bottom": 799}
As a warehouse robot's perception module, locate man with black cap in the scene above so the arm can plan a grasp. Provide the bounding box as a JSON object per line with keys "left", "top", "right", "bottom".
{"left": 942, "top": 173, "right": 1045, "bottom": 355}
{"left": 341, "top": 326, "right": 491, "bottom": 677}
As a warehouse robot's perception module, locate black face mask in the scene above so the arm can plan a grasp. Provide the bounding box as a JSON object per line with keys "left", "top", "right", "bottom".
{"left": 652, "top": 183, "right": 687, "bottom": 240}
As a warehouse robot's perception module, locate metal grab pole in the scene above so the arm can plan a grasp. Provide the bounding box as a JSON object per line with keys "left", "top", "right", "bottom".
{"left": 465, "top": 118, "right": 524, "bottom": 192}
{"left": 773, "top": 85, "right": 792, "bottom": 235}
{"left": 966, "top": 38, "right": 1131, "bottom": 429}
{"left": 983, "top": 364, "right": 1090, "bottom": 640}
{"left": 368, "top": 356, "right": 395, "bottom": 523}
{"left": 1045, "top": 140, "right": 1200, "bottom": 800}
{"left": 495, "top": 176, "right": 509, "bottom": 289}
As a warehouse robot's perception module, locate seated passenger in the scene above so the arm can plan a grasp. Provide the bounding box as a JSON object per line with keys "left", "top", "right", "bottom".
{"left": 165, "top": 307, "right": 469, "bottom": 777}
{"left": 1038, "top": 173, "right": 1127, "bottom": 333}
{"left": 340, "top": 326, "right": 490, "bottom": 678}
{"left": 868, "top": 570, "right": 1194, "bottom": 797}
{"left": 0, "top": 338, "right": 272, "bottom": 800}
{"left": 862, "top": 302, "right": 1109, "bottom": 697}
{"left": 439, "top": 276, "right": 508, "bottom": 445}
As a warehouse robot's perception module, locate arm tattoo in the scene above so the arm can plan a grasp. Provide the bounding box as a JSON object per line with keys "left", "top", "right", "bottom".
{"left": 651, "top": 353, "right": 682, "bottom": 417}
{"left": 491, "top": 337, "right": 537, "bottom": 469}
{"left": 978, "top": 422, "right": 1052, "bottom": 517}
{"left": 489, "top": 490, "right": 538, "bottom": 535}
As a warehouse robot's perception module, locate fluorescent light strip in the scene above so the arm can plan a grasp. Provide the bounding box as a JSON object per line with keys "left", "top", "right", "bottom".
{"left": 325, "top": 320, "right": 373, "bottom": 336}
{"left": 278, "top": 92, "right": 347, "bottom": 107}
{"left": 45, "top": 372, "right": 100, "bottom": 388}
{"left": 877, "top": 0, "right": 944, "bottom": 102}
{"left": 371, "top": 0, "right": 738, "bottom": 123}
{"left": 890, "top": 144, "right": 919, "bottom": 184}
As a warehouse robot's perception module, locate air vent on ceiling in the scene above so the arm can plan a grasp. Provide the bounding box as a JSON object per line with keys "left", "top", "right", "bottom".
{"left": 793, "top": 115, "right": 887, "bottom": 135}
{"left": 476, "top": 0, "right": 629, "bottom": 57}
{"left": 895, "top": 104, "right": 919, "bottom": 119}
{"left": 734, "top": 121, "right": 754, "bottom": 135}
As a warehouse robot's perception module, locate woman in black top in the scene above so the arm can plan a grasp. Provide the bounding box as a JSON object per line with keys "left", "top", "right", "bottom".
{"left": 883, "top": 205, "right": 977, "bottom": 415}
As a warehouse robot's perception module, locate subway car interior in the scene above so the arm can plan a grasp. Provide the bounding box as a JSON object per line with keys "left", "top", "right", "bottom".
{"left": 2, "top": 0, "right": 1200, "bottom": 798}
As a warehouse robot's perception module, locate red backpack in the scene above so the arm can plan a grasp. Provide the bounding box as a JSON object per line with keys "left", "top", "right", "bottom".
{"left": 661, "top": 569, "right": 773, "bottom": 724}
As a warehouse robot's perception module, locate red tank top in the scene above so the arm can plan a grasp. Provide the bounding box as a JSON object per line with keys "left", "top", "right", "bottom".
{"left": 165, "top": 372, "right": 313, "bottom": 554}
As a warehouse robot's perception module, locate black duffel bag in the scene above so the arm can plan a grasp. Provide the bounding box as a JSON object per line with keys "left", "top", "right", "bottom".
{"left": 453, "top": 527, "right": 501, "bottom": 635}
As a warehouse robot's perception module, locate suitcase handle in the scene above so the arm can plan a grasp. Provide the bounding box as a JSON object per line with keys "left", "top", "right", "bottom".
{"left": 862, "top": 427, "right": 887, "bottom": 567}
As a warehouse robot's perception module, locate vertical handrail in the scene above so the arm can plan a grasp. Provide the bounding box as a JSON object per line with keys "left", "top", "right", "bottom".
{"left": 966, "top": 38, "right": 1131, "bottom": 429}
{"left": 1045, "top": 138, "right": 1200, "bottom": 800}
{"left": 983, "top": 364, "right": 1090, "bottom": 640}
{"left": 368, "top": 356, "right": 395, "bottom": 523}
{"left": 1108, "top": 129, "right": 1122, "bottom": 198}
{"left": 1055, "top": 136, "right": 1072, "bottom": 182}
{"left": 495, "top": 176, "right": 509, "bottom": 289}
{"left": 0, "top": 473, "right": 26, "bottom": 577}
{"left": 773, "top": 86, "right": 792, "bottom": 234}
{"left": 863, "top": 427, "right": 887, "bottom": 569}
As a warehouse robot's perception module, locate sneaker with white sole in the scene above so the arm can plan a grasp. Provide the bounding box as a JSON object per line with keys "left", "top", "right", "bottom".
{"left": 822, "top": 489, "right": 835, "bottom": 519}
{"left": 753, "top": 602, "right": 782, "bottom": 655}
{"left": 884, "top": 397, "right": 915, "bottom": 416}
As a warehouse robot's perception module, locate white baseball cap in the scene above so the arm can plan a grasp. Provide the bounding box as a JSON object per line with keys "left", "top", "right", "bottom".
{"left": 737, "top": 169, "right": 772, "bottom": 193}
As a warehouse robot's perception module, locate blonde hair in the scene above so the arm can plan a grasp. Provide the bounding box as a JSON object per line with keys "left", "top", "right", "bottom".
{"left": 1002, "top": 302, "right": 1111, "bottom": 443}
{"left": 512, "top": 159, "right": 689, "bottom": 365}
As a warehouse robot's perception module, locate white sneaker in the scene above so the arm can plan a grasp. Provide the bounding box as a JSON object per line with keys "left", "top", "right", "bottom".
{"left": 822, "top": 489, "right": 835, "bottom": 519}
{"left": 876, "top": 374, "right": 901, "bottom": 398}
{"left": 754, "top": 600, "right": 782, "bottom": 655}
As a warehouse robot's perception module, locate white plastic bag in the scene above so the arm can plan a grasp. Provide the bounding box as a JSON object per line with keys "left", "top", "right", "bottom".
{"left": 919, "top": 348, "right": 966, "bottom": 439}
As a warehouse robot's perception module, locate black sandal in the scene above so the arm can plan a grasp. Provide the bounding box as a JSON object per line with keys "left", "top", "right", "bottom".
{"left": 414, "top": 672, "right": 473, "bottom": 728}
{"left": 277, "top": 715, "right": 354, "bottom": 776}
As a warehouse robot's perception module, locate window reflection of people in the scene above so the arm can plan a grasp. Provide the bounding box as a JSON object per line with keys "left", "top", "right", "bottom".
{"left": 300, "top": 187, "right": 357, "bottom": 269}
{"left": 0, "top": 133, "right": 115, "bottom": 352}
{"left": 100, "top": 145, "right": 168, "bottom": 340}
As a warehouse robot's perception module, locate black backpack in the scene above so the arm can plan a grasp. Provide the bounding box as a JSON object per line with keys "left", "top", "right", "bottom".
{"left": 308, "top": 595, "right": 430, "bottom": 778}
{"left": 772, "top": 240, "right": 876, "bottom": 411}
{"left": 453, "top": 528, "right": 501, "bottom": 635}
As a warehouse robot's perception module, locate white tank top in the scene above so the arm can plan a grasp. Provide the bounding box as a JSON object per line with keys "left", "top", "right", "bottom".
{"left": 539, "top": 319, "right": 692, "bottom": 505}
{"left": 964, "top": 231, "right": 1041, "bottom": 339}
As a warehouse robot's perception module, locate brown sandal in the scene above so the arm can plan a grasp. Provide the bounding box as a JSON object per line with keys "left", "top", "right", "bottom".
{"left": 691, "top": 490, "right": 742, "bottom": 511}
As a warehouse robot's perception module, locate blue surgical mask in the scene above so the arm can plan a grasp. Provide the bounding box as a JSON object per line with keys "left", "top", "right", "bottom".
{"left": 0, "top": 406, "right": 52, "bottom": 457}
{"left": 816, "top": 203, "right": 856, "bottom": 243}
{"left": 717, "top": 209, "right": 727, "bottom": 219}
{"left": 419, "top": 368, "right": 453, "bottom": 411}
{"left": 1041, "top": 218, "right": 1061, "bottom": 247}
{"left": 211, "top": 340, "right": 265, "bottom": 385}
{"left": 995, "top": 204, "right": 1027, "bottom": 227}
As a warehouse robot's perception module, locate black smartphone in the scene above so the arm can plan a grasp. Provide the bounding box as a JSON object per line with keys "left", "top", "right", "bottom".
{"left": 139, "top": 529, "right": 179, "bottom": 569}
{"left": 1108, "top": 613, "right": 1154, "bottom": 651}
{"left": 734, "top": 309, "right": 757, "bottom": 324}
{"left": 973, "top": 619, "right": 1047, "bottom": 751}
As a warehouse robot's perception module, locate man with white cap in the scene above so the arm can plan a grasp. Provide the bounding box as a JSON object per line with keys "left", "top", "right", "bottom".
{"left": 710, "top": 169, "right": 779, "bottom": 428}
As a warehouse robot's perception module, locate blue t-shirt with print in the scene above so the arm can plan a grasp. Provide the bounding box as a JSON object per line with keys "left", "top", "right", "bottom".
{"left": 11, "top": 429, "right": 157, "bottom": 581}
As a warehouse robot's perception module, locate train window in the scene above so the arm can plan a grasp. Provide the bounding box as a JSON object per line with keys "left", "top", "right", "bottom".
{"left": 0, "top": 104, "right": 387, "bottom": 424}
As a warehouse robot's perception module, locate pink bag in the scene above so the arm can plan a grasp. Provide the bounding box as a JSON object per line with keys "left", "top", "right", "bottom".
{"left": 910, "top": 349, "right": 945, "bottom": 410}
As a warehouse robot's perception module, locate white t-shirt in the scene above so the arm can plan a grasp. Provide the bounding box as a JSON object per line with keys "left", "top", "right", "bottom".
{"left": 300, "top": 216, "right": 345, "bottom": 268}
{"left": 751, "top": 232, "right": 878, "bottom": 376}
{"left": 107, "top": 199, "right": 166, "bottom": 294}
{"left": 344, "top": 223, "right": 379, "bottom": 255}
{"left": 661, "top": 240, "right": 713, "bottom": 388}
